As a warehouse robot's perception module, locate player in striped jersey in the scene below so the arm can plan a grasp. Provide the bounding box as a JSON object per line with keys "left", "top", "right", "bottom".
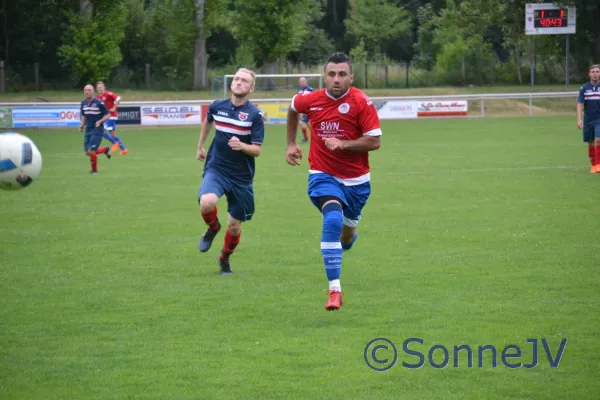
{"left": 577, "top": 64, "right": 600, "bottom": 173}
{"left": 196, "top": 68, "right": 265, "bottom": 275}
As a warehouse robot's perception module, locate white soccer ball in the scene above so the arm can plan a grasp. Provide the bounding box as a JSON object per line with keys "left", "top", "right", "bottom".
{"left": 0, "top": 132, "right": 43, "bottom": 190}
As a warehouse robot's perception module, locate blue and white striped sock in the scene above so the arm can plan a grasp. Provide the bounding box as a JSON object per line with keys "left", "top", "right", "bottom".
{"left": 320, "top": 202, "right": 343, "bottom": 291}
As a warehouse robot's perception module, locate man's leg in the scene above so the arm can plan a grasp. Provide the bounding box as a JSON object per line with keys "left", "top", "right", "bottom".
{"left": 308, "top": 173, "right": 348, "bottom": 310}
{"left": 86, "top": 132, "right": 110, "bottom": 174}
{"left": 594, "top": 123, "right": 600, "bottom": 173}
{"left": 300, "top": 115, "right": 309, "bottom": 143}
{"left": 340, "top": 181, "right": 371, "bottom": 251}
{"left": 198, "top": 172, "right": 225, "bottom": 252}
{"left": 218, "top": 183, "right": 255, "bottom": 274}
{"left": 102, "top": 121, "right": 118, "bottom": 150}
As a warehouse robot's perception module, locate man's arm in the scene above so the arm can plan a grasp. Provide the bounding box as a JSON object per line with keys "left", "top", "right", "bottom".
{"left": 577, "top": 102, "right": 584, "bottom": 123}
{"left": 287, "top": 107, "right": 300, "bottom": 145}
{"left": 198, "top": 120, "right": 214, "bottom": 149}
{"left": 340, "top": 135, "right": 381, "bottom": 152}
{"left": 80, "top": 115, "right": 86, "bottom": 131}
{"left": 234, "top": 141, "right": 261, "bottom": 157}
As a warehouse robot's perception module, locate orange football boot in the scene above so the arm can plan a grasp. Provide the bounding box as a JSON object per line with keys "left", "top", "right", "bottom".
{"left": 325, "top": 290, "right": 343, "bottom": 311}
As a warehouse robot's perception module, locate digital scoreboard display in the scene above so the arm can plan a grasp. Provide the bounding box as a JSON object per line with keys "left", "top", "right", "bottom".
{"left": 533, "top": 8, "right": 568, "bottom": 28}
{"left": 525, "top": 3, "right": 576, "bottom": 35}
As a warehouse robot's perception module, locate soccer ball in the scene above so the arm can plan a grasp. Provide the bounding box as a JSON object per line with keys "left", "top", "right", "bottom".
{"left": 0, "top": 132, "right": 43, "bottom": 190}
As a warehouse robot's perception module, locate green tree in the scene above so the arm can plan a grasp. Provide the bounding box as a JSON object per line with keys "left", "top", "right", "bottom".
{"left": 345, "top": 0, "right": 412, "bottom": 59}
{"left": 413, "top": 3, "right": 439, "bottom": 70}
{"left": 58, "top": 2, "right": 126, "bottom": 85}
{"left": 228, "top": 0, "right": 321, "bottom": 76}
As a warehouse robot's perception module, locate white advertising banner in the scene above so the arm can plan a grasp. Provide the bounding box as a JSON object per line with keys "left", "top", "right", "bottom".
{"left": 417, "top": 100, "right": 468, "bottom": 117}
{"left": 141, "top": 104, "right": 201, "bottom": 125}
{"left": 376, "top": 101, "right": 418, "bottom": 120}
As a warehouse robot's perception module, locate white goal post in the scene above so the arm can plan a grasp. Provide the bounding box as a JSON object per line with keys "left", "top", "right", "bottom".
{"left": 222, "top": 73, "right": 323, "bottom": 99}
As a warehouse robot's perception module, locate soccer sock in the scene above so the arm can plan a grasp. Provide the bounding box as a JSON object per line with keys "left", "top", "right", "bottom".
{"left": 320, "top": 202, "right": 343, "bottom": 292}
{"left": 588, "top": 146, "right": 594, "bottom": 165}
{"left": 594, "top": 145, "right": 600, "bottom": 166}
{"left": 201, "top": 206, "right": 220, "bottom": 231}
{"left": 90, "top": 153, "right": 98, "bottom": 172}
{"left": 114, "top": 135, "right": 126, "bottom": 150}
{"left": 301, "top": 127, "right": 308, "bottom": 140}
{"left": 103, "top": 131, "right": 116, "bottom": 143}
{"left": 95, "top": 147, "right": 107, "bottom": 154}
{"left": 221, "top": 230, "right": 241, "bottom": 260}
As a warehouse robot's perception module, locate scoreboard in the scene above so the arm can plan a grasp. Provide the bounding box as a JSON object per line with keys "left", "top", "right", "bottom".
{"left": 525, "top": 3, "right": 576, "bottom": 35}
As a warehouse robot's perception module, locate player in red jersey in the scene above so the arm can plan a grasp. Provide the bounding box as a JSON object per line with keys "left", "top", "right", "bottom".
{"left": 96, "top": 81, "right": 128, "bottom": 155}
{"left": 285, "top": 52, "right": 382, "bottom": 311}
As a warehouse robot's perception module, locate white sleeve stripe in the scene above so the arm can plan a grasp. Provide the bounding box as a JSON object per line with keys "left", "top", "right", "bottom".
{"left": 115, "top": 96, "right": 121, "bottom": 102}
{"left": 363, "top": 128, "right": 382, "bottom": 136}
{"left": 290, "top": 95, "right": 298, "bottom": 112}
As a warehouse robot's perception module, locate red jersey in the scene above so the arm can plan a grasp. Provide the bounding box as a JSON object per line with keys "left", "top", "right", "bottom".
{"left": 97, "top": 91, "right": 121, "bottom": 119}
{"left": 291, "top": 87, "right": 382, "bottom": 184}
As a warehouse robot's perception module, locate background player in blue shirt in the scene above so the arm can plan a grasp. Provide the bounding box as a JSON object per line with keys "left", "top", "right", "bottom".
{"left": 577, "top": 64, "right": 600, "bottom": 173}
{"left": 297, "top": 77, "right": 314, "bottom": 143}
{"left": 196, "top": 68, "right": 265, "bottom": 275}
{"left": 79, "top": 84, "right": 111, "bottom": 174}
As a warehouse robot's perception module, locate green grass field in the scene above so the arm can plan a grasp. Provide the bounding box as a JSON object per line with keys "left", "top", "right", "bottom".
{"left": 1, "top": 117, "right": 599, "bottom": 399}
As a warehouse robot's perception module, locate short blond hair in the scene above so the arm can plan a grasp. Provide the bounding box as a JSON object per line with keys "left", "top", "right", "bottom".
{"left": 590, "top": 64, "right": 600, "bottom": 71}
{"left": 236, "top": 68, "right": 256, "bottom": 88}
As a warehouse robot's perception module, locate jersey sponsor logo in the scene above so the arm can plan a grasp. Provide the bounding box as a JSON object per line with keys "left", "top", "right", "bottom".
{"left": 338, "top": 103, "right": 350, "bottom": 114}
{"left": 239, "top": 112, "right": 249, "bottom": 121}
{"left": 217, "top": 111, "right": 229, "bottom": 116}
{"left": 319, "top": 121, "right": 344, "bottom": 136}
{"left": 310, "top": 107, "right": 323, "bottom": 111}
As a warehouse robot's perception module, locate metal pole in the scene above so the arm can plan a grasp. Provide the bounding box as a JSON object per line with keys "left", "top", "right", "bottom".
{"left": 565, "top": 34, "right": 570, "bottom": 87}
{"left": 529, "top": 95, "right": 533, "bottom": 117}
{"left": 481, "top": 98, "right": 485, "bottom": 118}
{"left": 0, "top": 61, "right": 5, "bottom": 93}
{"left": 530, "top": 37, "right": 535, "bottom": 87}
{"left": 223, "top": 75, "right": 227, "bottom": 99}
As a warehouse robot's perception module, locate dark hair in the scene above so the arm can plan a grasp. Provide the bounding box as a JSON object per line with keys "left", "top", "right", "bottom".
{"left": 325, "top": 52, "right": 352, "bottom": 73}
{"left": 590, "top": 64, "right": 600, "bottom": 71}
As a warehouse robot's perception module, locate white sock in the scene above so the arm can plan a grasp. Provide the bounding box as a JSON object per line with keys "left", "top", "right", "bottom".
{"left": 329, "top": 279, "right": 341, "bottom": 292}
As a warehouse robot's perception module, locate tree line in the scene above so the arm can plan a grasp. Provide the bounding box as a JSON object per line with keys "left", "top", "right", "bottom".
{"left": 0, "top": 0, "right": 598, "bottom": 91}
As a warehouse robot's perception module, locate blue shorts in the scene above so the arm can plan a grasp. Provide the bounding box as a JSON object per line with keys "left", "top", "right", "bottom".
{"left": 583, "top": 120, "right": 600, "bottom": 142}
{"left": 307, "top": 172, "right": 371, "bottom": 227}
{"left": 198, "top": 170, "right": 255, "bottom": 222}
{"left": 84, "top": 127, "right": 103, "bottom": 152}
{"left": 103, "top": 119, "right": 117, "bottom": 131}
{"left": 300, "top": 114, "right": 309, "bottom": 124}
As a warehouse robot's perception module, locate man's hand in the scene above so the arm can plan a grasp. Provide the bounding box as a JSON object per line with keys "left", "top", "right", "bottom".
{"left": 110, "top": 107, "right": 117, "bottom": 113}
{"left": 79, "top": 125, "right": 84, "bottom": 132}
{"left": 95, "top": 121, "right": 102, "bottom": 128}
{"left": 323, "top": 137, "right": 346, "bottom": 151}
{"left": 228, "top": 136, "right": 245, "bottom": 151}
{"left": 577, "top": 120, "right": 584, "bottom": 129}
{"left": 197, "top": 146, "right": 207, "bottom": 161}
{"left": 286, "top": 143, "right": 302, "bottom": 166}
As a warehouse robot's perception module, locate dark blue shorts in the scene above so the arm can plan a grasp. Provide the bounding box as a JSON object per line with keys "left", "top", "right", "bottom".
{"left": 198, "top": 170, "right": 255, "bottom": 222}
{"left": 583, "top": 119, "right": 600, "bottom": 142}
{"left": 307, "top": 172, "right": 371, "bottom": 227}
{"left": 300, "top": 113, "right": 309, "bottom": 124}
{"left": 84, "top": 127, "right": 103, "bottom": 152}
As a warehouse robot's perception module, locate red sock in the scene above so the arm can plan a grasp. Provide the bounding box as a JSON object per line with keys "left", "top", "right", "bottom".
{"left": 95, "top": 147, "right": 107, "bottom": 154}
{"left": 201, "top": 206, "right": 219, "bottom": 231}
{"left": 594, "top": 145, "right": 600, "bottom": 166}
{"left": 90, "top": 153, "right": 98, "bottom": 172}
{"left": 221, "top": 230, "right": 241, "bottom": 260}
{"left": 301, "top": 126, "right": 308, "bottom": 140}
